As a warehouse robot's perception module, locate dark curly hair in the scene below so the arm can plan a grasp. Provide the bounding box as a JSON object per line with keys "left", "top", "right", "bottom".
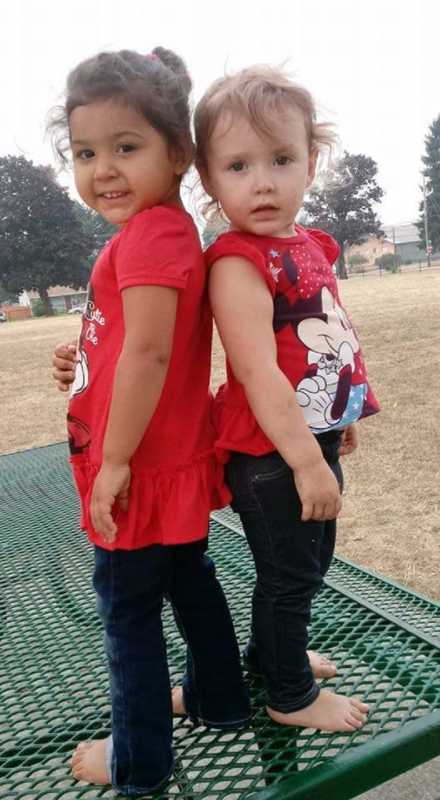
{"left": 48, "top": 46, "right": 193, "bottom": 167}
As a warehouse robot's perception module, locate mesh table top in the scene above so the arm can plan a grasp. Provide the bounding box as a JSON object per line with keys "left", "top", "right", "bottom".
{"left": 1, "top": 443, "right": 439, "bottom": 799}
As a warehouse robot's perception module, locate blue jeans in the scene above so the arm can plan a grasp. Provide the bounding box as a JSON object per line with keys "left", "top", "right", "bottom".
{"left": 225, "top": 430, "right": 343, "bottom": 714}
{"left": 93, "top": 538, "right": 250, "bottom": 796}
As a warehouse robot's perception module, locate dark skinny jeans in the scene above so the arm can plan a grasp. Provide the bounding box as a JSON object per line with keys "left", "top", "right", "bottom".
{"left": 94, "top": 538, "right": 250, "bottom": 795}
{"left": 225, "top": 430, "right": 343, "bottom": 714}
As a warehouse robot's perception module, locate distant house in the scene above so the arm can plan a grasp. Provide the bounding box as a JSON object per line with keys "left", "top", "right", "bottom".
{"left": 19, "top": 286, "right": 87, "bottom": 314}
{"left": 346, "top": 235, "right": 393, "bottom": 266}
{"left": 382, "top": 224, "right": 440, "bottom": 262}
{"left": 347, "top": 223, "right": 440, "bottom": 267}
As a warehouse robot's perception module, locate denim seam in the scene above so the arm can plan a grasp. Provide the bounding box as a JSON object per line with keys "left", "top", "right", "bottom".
{"left": 108, "top": 554, "right": 132, "bottom": 789}
{"left": 200, "top": 713, "right": 251, "bottom": 729}
{"left": 268, "top": 681, "right": 320, "bottom": 715}
{"left": 248, "top": 474, "right": 283, "bottom": 695}
{"left": 170, "top": 602, "right": 200, "bottom": 725}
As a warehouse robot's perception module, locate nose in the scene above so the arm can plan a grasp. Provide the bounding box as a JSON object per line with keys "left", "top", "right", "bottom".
{"left": 93, "top": 154, "right": 118, "bottom": 181}
{"left": 253, "top": 166, "right": 275, "bottom": 194}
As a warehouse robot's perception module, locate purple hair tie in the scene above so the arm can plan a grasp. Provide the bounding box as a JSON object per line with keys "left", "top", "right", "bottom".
{"left": 146, "top": 53, "right": 159, "bottom": 61}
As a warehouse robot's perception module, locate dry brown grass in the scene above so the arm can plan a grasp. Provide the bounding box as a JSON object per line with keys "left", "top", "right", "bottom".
{"left": 0, "top": 315, "right": 81, "bottom": 452}
{"left": 1, "top": 270, "right": 439, "bottom": 599}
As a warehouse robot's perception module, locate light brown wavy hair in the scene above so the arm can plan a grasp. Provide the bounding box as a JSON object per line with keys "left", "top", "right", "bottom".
{"left": 194, "top": 65, "right": 337, "bottom": 217}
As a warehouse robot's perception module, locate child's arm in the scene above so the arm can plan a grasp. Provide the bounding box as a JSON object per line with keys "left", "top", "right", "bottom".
{"left": 91, "top": 284, "right": 178, "bottom": 542}
{"left": 209, "top": 256, "right": 342, "bottom": 522}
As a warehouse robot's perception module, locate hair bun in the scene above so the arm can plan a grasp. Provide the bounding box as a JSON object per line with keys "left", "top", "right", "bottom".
{"left": 152, "top": 47, "right": 192, "bottom": 96}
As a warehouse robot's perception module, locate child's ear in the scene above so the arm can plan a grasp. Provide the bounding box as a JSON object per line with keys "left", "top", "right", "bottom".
{"left": 171, "top": 143, "right": 194, "bottom": 176}
{"left": 307, "top": 149, "right": 318, "bottom": 188}
{"left": 197, "top": 163, "right": 215, "bottom": 199}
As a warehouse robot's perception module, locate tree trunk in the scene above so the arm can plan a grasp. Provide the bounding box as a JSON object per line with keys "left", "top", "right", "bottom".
{"left": 39, "top": 287, "right": 54, "bottom": 316}
{"left": 337, "top": 246, "right": 348, "bottom": 280}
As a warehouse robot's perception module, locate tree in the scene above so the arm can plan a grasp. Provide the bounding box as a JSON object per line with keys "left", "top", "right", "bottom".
{"left": 0, "top": 283, "right": 18, "bottom": 305}
{"left": 0, "top": 155, "right": 95, "bottom": 315}
{"left": 347, "top": 253, "right": 368, "bottom": 275}
{"left": 74, "top": 203, "right": 117, "bottom": 263}
{"left": 303, "top": 152, "right": 384, "bottom": 279}
{"left": 416, "top": 114, "right": 440, "bottom": 255}
{"left": 375, "top": 253, "right": 401, "bottom": 273}
{"left": 348, "top": 254, "right": 368, "bottom": 267}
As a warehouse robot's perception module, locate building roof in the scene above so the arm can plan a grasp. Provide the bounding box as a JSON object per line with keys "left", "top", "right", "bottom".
{"left": 25, "top": 286, "right": 87, "bottom": 300}
{"left": 383, "top": 223, "right": 420, "bottom": 244}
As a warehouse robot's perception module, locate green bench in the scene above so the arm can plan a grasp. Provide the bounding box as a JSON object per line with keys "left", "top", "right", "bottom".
{"left": 0, "top": 443, "right": 439, "bottom": 799}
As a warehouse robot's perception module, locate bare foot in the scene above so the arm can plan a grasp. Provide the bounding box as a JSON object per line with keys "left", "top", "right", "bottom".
{"left": 267, "top": 689, "right": 369, "bottom": 732}
{"left": 307, "top": 650, "right": 337, "bottom": 679}
{"left": 70, "top": 738, "right": 110, "bottom": 785}
{"left": 172, "top": 686, "right": 186, "bottom": 716}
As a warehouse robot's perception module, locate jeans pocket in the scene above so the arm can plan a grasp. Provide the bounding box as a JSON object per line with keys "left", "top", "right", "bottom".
{"left": 252, "top": 459, "right": 293, "bottom": 485}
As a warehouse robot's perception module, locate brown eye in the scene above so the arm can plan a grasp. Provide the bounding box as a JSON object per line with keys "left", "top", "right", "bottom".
{"left": 76, "top": 149, "right": 94, "bottom": 160}
{"left": 274, "top": 155, "right": 291, "bottom": 166}
{"left": 117, "top": 143, "right": 136, "bottom": 154}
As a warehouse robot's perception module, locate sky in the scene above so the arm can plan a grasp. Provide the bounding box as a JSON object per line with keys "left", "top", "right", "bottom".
{"left": 0, "top": 0, "right": 438, "bottom": 226}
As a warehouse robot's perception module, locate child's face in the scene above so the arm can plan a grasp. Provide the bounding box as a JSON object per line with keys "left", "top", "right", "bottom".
{"left": 203, "top": 108, "right": 316, "bottom": 238}
{"left": 70, "top": 99, "right": 186, "bottom": 225}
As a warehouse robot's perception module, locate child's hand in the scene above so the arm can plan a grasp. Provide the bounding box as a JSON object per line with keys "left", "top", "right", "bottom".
{"left": 339, "top": 424, "right": 358, "bottom": 456}
{"left": 52, "top": 341, "right": 77, "bottom": 392}
{"left": 90, "top": 462, "right": 131, "bottom": 544}
{"left": 294, "top": 460, "right": 342, "bottom": 521}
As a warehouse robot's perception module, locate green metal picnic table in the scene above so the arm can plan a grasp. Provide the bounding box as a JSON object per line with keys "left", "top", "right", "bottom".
{"left": 0, "top": 443, "right": 439, "bottom": 799}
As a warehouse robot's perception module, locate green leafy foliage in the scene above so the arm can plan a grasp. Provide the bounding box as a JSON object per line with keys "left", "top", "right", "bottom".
{"left": 303, "top": 152, "right": 384, "bottom": 279}
{"left": 417, "top": 114, "right": 440, "bottom": 252}
{"left": 348, "top": 254, "right": 369, "bottom": 266}
{"left": 0, "top": 155, "right": 95, "bottom": 314}
{"left": 0, "top": 283, "right": 18, "bottom": 304}
{"left": 375, "top": 253, "right": 401, "bottom": 272}
{"left": 73, "top": 203, "right": 117, "bottom": 263}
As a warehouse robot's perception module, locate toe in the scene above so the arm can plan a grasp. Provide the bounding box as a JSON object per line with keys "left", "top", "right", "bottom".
{"left": 351, "top": 698, "right": 369, "bottom": 712}
{"left": 348, "top": 710, "right": 366, "bottom": 728}
{"left": 351, "top": 704, "right": 368, "bottom": 720}
{"left": 345, "top": 714, "right": 362, "bottom": 729}
{"left": 70, "top": 741, "right": 92, "bottom": 768}
{"left": 71, "top": 759, "right": 84, "bottom": 780}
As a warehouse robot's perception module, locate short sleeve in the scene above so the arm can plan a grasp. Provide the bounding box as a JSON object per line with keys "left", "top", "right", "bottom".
{"left": 205, "top": 232, "right": 276, "bottom": 296}
{"left": 114, "top": 207, "right": 195, "bottom": 292}
{"left": 306, "top": 228, "right": 340, "bottom": 265}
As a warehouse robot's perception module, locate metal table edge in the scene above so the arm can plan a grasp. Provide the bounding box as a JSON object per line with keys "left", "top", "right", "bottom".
{"left": 251, "top": 710, "right": 440, "bottom": 800}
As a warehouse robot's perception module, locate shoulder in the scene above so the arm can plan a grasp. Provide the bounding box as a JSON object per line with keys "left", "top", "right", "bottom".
{"left": 115, "top": 206, "right": 201, "bottom": 269}
{"left": 299, "top": 226, "right": 340, "bottom": 265}
{"left": 207, "top": 232, "right": 276, "bottom": 298}
{"left": 205, "top": 231, "right": 267, "bottom": 271}
{"left": 121, "top": 205, "right": 198, "bottom": 245}
{"left": 114, "top": 206, "right": 200, "bottom": 288}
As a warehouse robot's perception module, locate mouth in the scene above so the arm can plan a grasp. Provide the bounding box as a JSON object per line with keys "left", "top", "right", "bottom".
{"left": 99, "top": 191, "right": 129, "bottom": 201}
{"left": 252, "top": 205, "right": 278, "bottom": 214}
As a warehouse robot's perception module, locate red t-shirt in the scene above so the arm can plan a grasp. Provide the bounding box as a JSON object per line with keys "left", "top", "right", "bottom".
{"left": 68, "top": 205, "right": 229, "bottom": 550}
{"left": 205, "top": 226, "right": 379, "bottom": 459}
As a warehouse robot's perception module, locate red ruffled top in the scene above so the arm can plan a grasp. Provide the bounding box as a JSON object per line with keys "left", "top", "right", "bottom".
{"left": 206, "top": 227, "right": 379, "bottom": 462}
{"left": 68, "top": 205, "right": 230, "bottom": 550}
